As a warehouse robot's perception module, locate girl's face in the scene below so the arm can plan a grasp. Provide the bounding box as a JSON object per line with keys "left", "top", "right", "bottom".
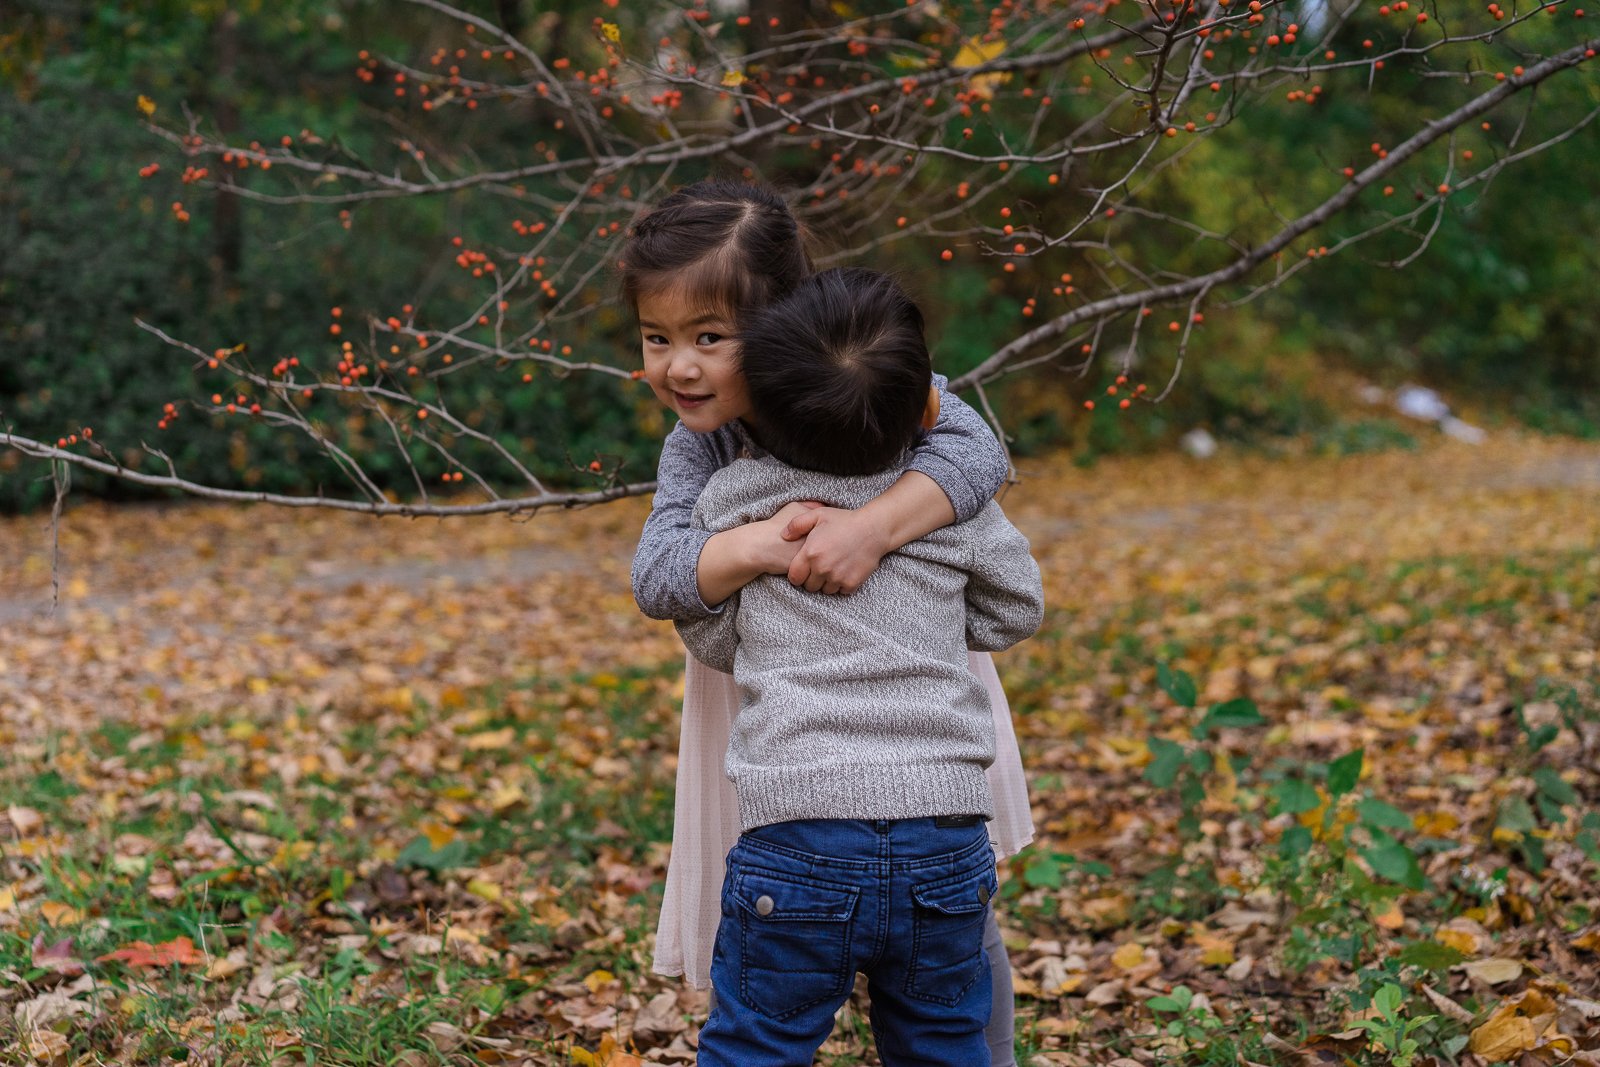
{"left": 638, "top": 288, "right": 753, "bottom": 433}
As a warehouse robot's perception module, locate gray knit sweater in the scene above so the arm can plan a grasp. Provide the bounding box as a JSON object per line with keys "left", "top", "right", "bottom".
{"left": 677, "top": 451, "right": 1044, "bottom": 832}
{"left": 632, "top": 376, "right": 1009, "bottom": 621}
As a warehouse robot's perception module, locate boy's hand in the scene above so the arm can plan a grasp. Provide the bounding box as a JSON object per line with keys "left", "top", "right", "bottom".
{"left": 781, "top": 507, "right": 892, "bottom": 595}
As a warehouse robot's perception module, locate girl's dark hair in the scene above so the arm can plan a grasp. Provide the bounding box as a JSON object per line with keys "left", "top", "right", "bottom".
{"left": 618, "top": 180, "right": 812, "bottom": 323}
{"left": 739, "top": 267, "right": 931, "bottom": 477}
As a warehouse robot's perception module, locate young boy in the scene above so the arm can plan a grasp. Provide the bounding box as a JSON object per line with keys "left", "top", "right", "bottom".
{"left": 677, "top": 267, "right": 1044, "bottom": 1066}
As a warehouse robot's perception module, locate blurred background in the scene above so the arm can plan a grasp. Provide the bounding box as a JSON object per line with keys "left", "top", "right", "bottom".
{"left": 3, "top": 0, "right": 1598, "bottom": 512}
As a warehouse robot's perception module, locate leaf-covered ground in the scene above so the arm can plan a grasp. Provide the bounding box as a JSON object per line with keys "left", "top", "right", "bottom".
{"left": 2, "top": 434, "right": 1598, "bottom": 1066}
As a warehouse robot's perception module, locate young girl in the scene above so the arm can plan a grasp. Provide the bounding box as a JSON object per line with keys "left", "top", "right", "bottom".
{"left": 624, "top": 180, "right": 1033, "bottom": 1065}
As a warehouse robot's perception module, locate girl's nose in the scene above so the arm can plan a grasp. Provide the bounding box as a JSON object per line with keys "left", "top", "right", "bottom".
{"left": 667, "top": 348, "right": 701, "bottom": 384}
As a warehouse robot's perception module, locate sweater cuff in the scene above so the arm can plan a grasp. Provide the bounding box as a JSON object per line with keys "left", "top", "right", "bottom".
{"left": 908, "top": 450, "right": 982, "bottom": 523}
{"left": 687, "top": 528, "right": 728, "bottom": 616}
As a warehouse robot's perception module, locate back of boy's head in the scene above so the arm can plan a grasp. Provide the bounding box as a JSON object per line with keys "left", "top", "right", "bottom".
{"left": 739, "top": 267, "right": 931, "bottom": 477}
{"left": 619, "top": 179, "right": 811, "bottom": 323}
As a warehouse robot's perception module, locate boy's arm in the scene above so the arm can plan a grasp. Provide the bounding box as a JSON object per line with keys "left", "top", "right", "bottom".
{"left": 632, "top": 424, "right": 806, "bottom": 619}
{"left": 962, "top": 504, "right": 1045, "bottom": 652}
{"left": 909, "top": 374, "right": 1011, "bottom": 522}
{"left": 781, "top": 377, "right": 1009, "bottom": 594}
{"left": 675, "top": 592, "right": 741, "bottom": 674}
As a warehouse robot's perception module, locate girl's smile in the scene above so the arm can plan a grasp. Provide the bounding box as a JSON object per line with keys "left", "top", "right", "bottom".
{"left": 638, "top": 290, "right": 753, "bottom": 433}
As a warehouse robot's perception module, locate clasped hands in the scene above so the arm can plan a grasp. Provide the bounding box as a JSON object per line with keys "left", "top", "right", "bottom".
{"left": 747, "top": 500, "right": 888, "bottom": 597}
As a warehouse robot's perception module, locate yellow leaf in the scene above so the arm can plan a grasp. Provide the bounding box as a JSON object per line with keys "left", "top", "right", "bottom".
{"left": 38, "top": 900, "right": 81, "bottom": 926}
{"left": 1191, "top": 927, "right": 1236, "bottom": 967}
{"left": 583, "top": 968, "right": 616, "bottom": 993}
{"left": 421, "top": 821, "right": 457, "bottom": 849}
{"left": 569, "top": 1050, "right": 599, "bottom": 1067}
{"left": 270, "top": 841, "right": 315, "bottom": 868}
{"left": 1470, "top": 989, "right": 1560, "bottom": 1060}
{"left": 600, "top": 21, "right": 620, "bottom": 42}
{"left": 136, "top": 94, "right": 156, "bottom": 116}
{"left": 721, "top": 70, "right": 746, "bottom": 87}
{"left": 489, "top": 783, "right": 526, "bottom": 811}
{"left": 226, "top": 721, "right": 257, "bottom": 741}
{"left": 1414, "top": 809, "right": 1459, "bottom": 836}
{"left": 1435, "top": 927, "right": 1482, "bottom": 955}
{"left": 0, "top": 885, "right": 16, "bottom": 912}
{"left": 1111, "top": 941, "right": 1145, "bottom": 970}
{"left": 466, "top": 878, "right": 503, "bottom": 903}
{"left": 1470, "top": 1011, "right": 1538, "bottom": 1060}
{"left": 951, "top": 35, "right": 1005, "bottom": 70}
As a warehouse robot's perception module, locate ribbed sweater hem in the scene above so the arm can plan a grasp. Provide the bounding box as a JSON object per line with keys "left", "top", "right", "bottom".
{"left": 733, "top": 764, "right": 994, "bottom": 832}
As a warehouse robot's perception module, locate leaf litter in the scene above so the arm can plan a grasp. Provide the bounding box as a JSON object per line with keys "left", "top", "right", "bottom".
{"left": 0, "top": 434, "right": 1598, "bottom": 1064}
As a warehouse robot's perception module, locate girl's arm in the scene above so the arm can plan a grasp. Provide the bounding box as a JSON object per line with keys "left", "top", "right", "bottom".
{"left": 782, "top": 376, "right": 1008, "bottom": 594}
{"left": 632, "top": 423, "right": 807, "bottom": 619}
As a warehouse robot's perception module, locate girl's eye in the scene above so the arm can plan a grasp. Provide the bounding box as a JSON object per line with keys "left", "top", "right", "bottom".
{"left": 696, "top": 332, "right": 724, "bottom": 346}
{"left": 644, "top": 334, "right": 668, "bottom": 346}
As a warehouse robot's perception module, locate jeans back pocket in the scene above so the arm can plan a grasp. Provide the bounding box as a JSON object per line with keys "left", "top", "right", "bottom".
{"left": 905, "top": 862, "right": 997, "bottom": 1006}
{"left": 727, "top": 865, "right": 859, "bottom": 1020}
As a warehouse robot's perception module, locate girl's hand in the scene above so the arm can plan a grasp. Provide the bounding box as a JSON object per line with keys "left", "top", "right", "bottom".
{"left": 780, "top": 470, "right": 957, "bottom": 595}
{"left": 750, "top": 500, "right": 825, "bottom": 574}
{"left": 780, "top": 506, "right": 892, "bottom": 595}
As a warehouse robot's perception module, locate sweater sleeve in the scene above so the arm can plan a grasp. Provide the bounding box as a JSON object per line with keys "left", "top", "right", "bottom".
{"left": 674, "top": 591, "right": 742, "bottom": 674}
{"left": 907, "top": 374, "right": 1010, "bottom": 523}
{"left": 963, "top": 503, "right": 1045, "bottom": 653}
{"left": 631, "top": 423, "right": 731, "bottom": 621}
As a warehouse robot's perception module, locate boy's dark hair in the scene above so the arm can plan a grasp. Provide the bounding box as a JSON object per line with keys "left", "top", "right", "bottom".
{"left": 618, "top": 179, "right": 812, "bottom": 324}
{"left": 739, "top": 268, "right": 931, "bottom": 477}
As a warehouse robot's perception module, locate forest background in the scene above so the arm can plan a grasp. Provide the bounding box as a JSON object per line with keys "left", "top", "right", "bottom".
{"left": 3, "top": 0, "right": 1598, "bottom": 510}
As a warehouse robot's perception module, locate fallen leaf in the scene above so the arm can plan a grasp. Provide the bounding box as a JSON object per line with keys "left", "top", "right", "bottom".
{"left": 1470, "top": 988, "right": 1561, "bottom": 1060}
{"left": 1420, "top": 984, "right": 1475, "bottom": 1024}
{"left": 1084, "top": 978, "right": 1124, "bottom": 1006}
{"left": 36, "top": 900, "right": 80, "bottom": 927}
{"left": 17, "top": 1030, "right": 69, "bottom": 1064}
{"left": 1458, "top": 957, "right": 1523, "bottom": 985}
{"left": 632, "top": 989, "right": 688, "bottom": 1045}
{"left": 30, "top": 934, "right": 84, "bottom": 977}
{"left": 7, "top": 804, "right": 44, "bottom": 835}
{"left": 97, "top": 935, "right": 206, "bottom": 968}
{"left": 1111, "top": 941, "right": 1146, "bottom": 970}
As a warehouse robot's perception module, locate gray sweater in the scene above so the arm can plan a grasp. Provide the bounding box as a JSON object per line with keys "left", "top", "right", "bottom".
{"left": 632, "top": 376, "right": 1009, "bottom": 621}
{"left": 677, "top": 451, "right": 1044, "bottom": 832}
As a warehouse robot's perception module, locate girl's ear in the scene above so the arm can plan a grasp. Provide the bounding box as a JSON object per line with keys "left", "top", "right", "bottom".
{"left": 920, "top": 385, "right": 941, "bottom": 430}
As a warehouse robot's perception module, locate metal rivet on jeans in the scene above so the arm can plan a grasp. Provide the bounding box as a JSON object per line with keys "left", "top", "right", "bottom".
{"left": 977, "top": 884, "right": 991, "bottom": 905}
{"left": 755, "top": 895, "right": 775, "bottom": 916}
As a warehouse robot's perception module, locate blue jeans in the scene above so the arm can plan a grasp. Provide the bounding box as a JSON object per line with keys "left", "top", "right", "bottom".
{"left": 698, "top": 817, "right": 997, "bottom": 1067}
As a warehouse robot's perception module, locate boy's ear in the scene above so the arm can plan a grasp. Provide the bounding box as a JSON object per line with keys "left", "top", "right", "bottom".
{"left": 920, "top": 385, "right": 941, "bottom": 430}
